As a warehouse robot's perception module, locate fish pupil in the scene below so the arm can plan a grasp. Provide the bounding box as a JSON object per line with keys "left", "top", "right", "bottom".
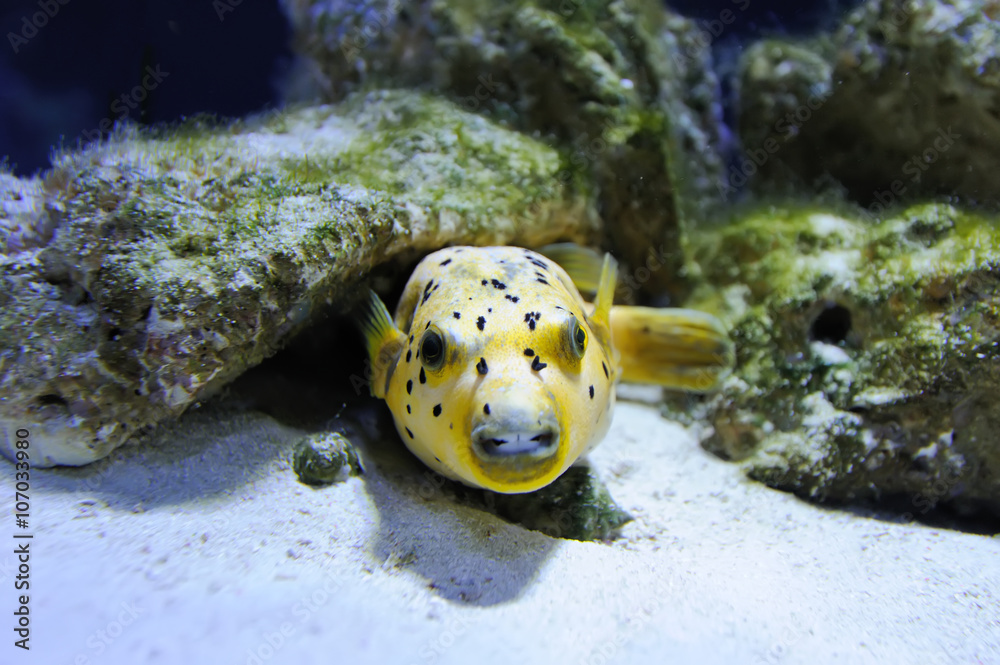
{"left": 568, "top": 316, "right": 587, "bottom": 357}
{"left": 420, "top": 330, "right": 445, "bottom": 368}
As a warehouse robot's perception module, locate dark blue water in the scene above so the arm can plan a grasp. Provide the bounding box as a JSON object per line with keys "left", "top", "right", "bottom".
{"left": 0, "top": 0, "right": 292, "bottom": 176}
{"left": 0, "top": 0, "right": 860, "bottom": 177}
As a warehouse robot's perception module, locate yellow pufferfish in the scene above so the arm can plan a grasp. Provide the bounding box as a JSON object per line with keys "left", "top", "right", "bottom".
{"left": 359, "top": 245, "right": 733, "bottom": 494}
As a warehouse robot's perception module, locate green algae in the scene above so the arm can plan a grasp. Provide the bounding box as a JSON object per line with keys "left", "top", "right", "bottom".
{"left": 482, "top": 465, "right": 634, "bottom": 541}
{"left": 0, "top": 89, "right": 596, "bottom": 466}
{"left": 683, "top": 202, "right": 1000, "bottom": 514}
{"left": 286, "top": 0, "right": 729, "bottom": 300}
{"left": 293, "top": 431, "right": 363, "bottom": 486}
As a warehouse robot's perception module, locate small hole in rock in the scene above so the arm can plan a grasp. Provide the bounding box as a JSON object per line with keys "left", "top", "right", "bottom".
{"left": 810, "top": 303, "right": 852, "bottom": 344}
{"left": 37, "top": 394, "right": 68, "bottom": 407}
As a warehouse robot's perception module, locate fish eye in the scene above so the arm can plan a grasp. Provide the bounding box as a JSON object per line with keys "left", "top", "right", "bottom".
{"left": 420, "top": 329, "right": 445, "bottom": 369}
{"left": 568, "top": 316, "right": 587, "bottom": 358}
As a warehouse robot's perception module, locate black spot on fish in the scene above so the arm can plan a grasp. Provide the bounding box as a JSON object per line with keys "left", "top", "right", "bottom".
{"left": 421, "top": 280, "right": 434, "bottom": 305}
{"left": 425, "top": 321, "right": 432, "bottom": 330}
{"left": 406, "top": 404, "right": 411, "bottom": 414}
{"left": 505, "top": 294, "right": 519, "bottom": 303}
{"left": 476, "top": 357, "right": 488, "bottom": 375}
{"left": 453, "top": 311, "right": 461, "bottom": 319}
{"left": 491, "top": 279, "right": 506, "bottom": 290}
{"left": 477, "top": 316, "right": 486, "bottom": 331}
{"left": 536, "top": 278, "right": 549, "bottom": 285}
{"left": 406, "top": 350, "right": 411, "bottom": 362}
{"left": 481, "top": 279, "right": 488, "bottom": 286}
{"left": 524, "top": 311, "right": 541, "bottom": 330}
{"left": 409, "top": 335, "right": 414, "bottom": 343}
{"left": 406, "top": 380, "right": 413, "bottom": 394}
{"left": 449, "top": 423, "right": 453, "bottom": 429}
{"left": 435, "top": 456, "right": 441, "bottom": 462}
{"left": 529, "top": 258, "right": 549, "bottom": 270}
{"left": 433, "top": 404, "right": 442, "bottom": 417}
{"left": 484, "top": 403, "right": 491, "bottom": 415}
{"left": 405, "top": 427, "right": 414, "bottom": 439}
{"left": 488, "top": 308, "right": 492, "bottom": 313}
{"left": 589, "top": 385, "right": 595, "bottom": 399}
{"left": 602, "top": 362, "right": 609, "bottom": 379}
{"left": 531, "top": 355, "right": 547, "bottom": 372}
{"left": 440, "top": 258, "right": 452, "bottom": 266}
{"left": 419, "top": 367, "right": 426, "bottom": 384}
{"left": 524, "top": 348, "right": 535, "bottom": 356}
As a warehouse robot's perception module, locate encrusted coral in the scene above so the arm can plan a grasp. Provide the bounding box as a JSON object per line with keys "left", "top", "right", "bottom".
{"left": 735, "top": 0, "right": 1000, "bottom": 209}
{"left": 0, "top": 90, "right": 597, "bottom": 466}
{"left": 683, "top": 202, "right": 1000, "bottom": 518}
{"left": 282, "top": 0, "right": 728, "bottom": 299}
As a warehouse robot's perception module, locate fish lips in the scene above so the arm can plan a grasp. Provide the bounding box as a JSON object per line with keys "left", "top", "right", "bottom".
{"left": 471, "top": 419, "right": 561, "bottom": 464}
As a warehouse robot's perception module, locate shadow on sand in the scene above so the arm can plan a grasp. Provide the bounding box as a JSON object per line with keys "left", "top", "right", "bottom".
{"left": 20, "top": 327, "right": 559, "bottom": 607}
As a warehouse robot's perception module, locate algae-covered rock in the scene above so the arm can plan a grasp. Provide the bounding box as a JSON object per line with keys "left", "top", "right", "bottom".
{"left": 684, "top": 203, "right": 1000, "bottom": 518}
{"left": 293, "top": 431, "right": 363, "bottom": 485}
{"left": 482, "top": 465, "right": 633, "bottom": 541}
{"left": 0, "top": 89, "right": 599, "bottom": 466}
{"left": 282, "top": 0, "right": 728, "bottom": 299}
{"left": 735, "top": 0, "right": 1000, "bottom": 209}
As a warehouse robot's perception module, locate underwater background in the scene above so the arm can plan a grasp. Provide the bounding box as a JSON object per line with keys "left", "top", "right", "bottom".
{"left": 1, "top": 0, "right": 859, "bottom": 177}
{"left": 1, "top": 1, "right": 999, "bottom": 663}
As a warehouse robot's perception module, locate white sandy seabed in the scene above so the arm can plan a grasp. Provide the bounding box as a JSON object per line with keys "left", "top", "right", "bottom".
{"left": 2, "top": 390, "right": 998, "bottom": 665}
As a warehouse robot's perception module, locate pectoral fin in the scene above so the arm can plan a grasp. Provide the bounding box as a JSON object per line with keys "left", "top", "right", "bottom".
{"left": 591, "top": 252, "right": 618, "bottom": 333}
{"left": 537, "top": 243, "right": 606, "bottom": 294}
{"left": 356, "top": 290, "right": 406, "bottom": 398}
{"left": 610, "top": 306, "right": 734, "bottom": 391}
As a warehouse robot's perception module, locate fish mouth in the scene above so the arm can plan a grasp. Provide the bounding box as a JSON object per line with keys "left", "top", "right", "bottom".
{"left": 474, "top": 428, "right": 558, "bottom": 459}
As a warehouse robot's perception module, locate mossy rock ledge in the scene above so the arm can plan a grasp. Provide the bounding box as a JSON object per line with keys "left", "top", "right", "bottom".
{"left": 284, "top": 0, "right": 728, "bottom": 298}
{"left": 0, "top": 90, "right": 599, "bottom": 466}
{"left": 686, "top": 203, "right": 1000, "bottom": 519}
{"left": 736, "top": 0, "right": 1000, "bottom": 209}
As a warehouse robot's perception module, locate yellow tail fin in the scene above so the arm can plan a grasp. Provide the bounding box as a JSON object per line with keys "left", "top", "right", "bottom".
{"left": 610, "top": 306, "right": 734, "bottom": 391}
{"left": 356, "top": 290, "right": 406, "bottom": 398}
